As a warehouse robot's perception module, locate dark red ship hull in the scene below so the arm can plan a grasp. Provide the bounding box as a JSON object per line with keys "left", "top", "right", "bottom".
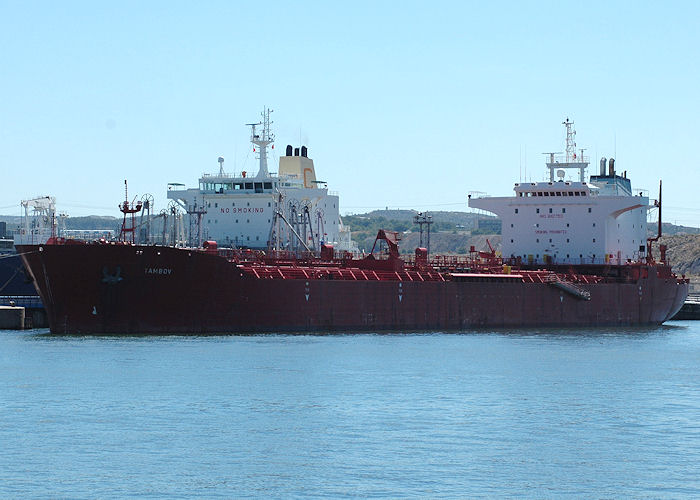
{"left": 18, "top": 243, "right": 689, "bottom": 334}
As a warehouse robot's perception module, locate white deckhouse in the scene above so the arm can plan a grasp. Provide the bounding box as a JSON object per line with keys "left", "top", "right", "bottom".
{"left": 168, "top": 109, "right": 355, "bottom": 252}
{"left": 469, "top": 119, "right": 651, "bottom": 265}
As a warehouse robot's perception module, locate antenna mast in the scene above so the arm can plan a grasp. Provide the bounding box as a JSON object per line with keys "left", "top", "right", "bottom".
{"left": 563, "top": 117, "right": 577, "bottom": 162}
{"left": 544, "top": 118, "right": 588, "bottom": 182}
{"left": 247, "top": 108, "right": 274, "bottom": 178}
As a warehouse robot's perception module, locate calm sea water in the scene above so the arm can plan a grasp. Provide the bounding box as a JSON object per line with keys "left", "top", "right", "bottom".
{"left": 1, "top": 323, "right": 699, "bottom": 498}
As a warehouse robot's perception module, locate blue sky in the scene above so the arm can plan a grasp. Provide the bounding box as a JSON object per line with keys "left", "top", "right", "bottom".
{"left": 1, "top": 1, "right": 699, "bottom": 226}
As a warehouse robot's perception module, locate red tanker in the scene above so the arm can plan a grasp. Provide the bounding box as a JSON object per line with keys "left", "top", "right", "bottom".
{"left": 17, "top": 230, "right": 689, "bottom": 334}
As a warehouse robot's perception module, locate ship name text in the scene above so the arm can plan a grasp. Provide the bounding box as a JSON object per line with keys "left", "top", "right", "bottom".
{"left": 145, "top": 267, "right": 173, "bottom": 275}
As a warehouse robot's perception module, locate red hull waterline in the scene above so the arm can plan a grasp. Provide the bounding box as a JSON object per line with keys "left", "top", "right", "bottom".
{"left": 18, "top": 241, "right": 689, "bottom": 335}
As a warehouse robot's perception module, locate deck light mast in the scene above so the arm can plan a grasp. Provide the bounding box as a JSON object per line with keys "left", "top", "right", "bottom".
{"left": 119, "top": 180, "right": 142, "bottom": 244}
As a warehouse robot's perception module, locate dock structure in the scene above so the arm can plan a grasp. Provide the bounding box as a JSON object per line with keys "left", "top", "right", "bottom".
{"left": 0, "top": 296, "right": 47, "bottom": 329}
{"left": 0, "top": 305, "right": 25, "bottom": 330}
{"left": 672, "top": 293, "right": 700, "bottom": 320}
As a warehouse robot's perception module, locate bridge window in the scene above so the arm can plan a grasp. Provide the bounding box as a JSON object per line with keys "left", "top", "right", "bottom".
{"left": 574, "top": 192, "right": 580, "bottom": 196}
{"left": 264, "top": 182, "right": 272, "bottom": 189}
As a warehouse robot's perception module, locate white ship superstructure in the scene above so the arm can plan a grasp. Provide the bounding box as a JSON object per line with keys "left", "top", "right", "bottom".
{"left": 168, "top": 109, "right": 354, "bottom": 251}
{"left": 14, "top": 196, "right": 63, "bottom": 245}
{"left": 469, "top": 119, "right": 650, "bottom": 265}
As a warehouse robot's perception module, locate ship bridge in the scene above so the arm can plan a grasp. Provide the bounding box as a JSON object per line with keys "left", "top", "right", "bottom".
{"left": 514, "top": 180, "right": 592, "bottom": 198}
{"left": 469, "top": 119, "right": 650, "bottom": 266}
{"left": 166, "top": 109, "right": 348, "bottom": 252}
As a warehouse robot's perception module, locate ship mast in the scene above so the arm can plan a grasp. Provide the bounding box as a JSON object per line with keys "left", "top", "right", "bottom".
{"left": 563, "top": 117, "right": 576, "bottom": 162}
{"left": 119, "top": 180, "right": 142, "bottom": 244}
{"left": 544, "top": 118, "right": 588, "bottom": 182}
{"left": 247, "top": 108, "right": 274, "bottom": 178}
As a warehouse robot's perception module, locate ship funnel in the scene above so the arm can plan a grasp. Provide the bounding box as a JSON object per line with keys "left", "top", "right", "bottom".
{"left": 301, "top": 146, "right": 308, "bottom": 158}
{"left": 608, "top": 158, "right": 615, "bottom": 176}
{"left": 286, "top": 144, "right": 293, "bottom": 156}
{"left": 294, "top": 147, "right": 300, "bottom": 156}
{"left": 600, "top": 157, "right": 607, "bottom": 176}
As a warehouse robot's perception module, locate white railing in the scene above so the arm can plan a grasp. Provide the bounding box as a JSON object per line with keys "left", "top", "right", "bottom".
{"left": 547, "top": 155, "right": 590, "bottom": 164}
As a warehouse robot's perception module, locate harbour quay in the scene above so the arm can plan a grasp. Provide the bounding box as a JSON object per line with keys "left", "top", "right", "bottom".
{"left": 672, "top": 293, "right": 700, "bottom": 320}
{"left": 0, "top": 296, "right": 47, "bottom": 329}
